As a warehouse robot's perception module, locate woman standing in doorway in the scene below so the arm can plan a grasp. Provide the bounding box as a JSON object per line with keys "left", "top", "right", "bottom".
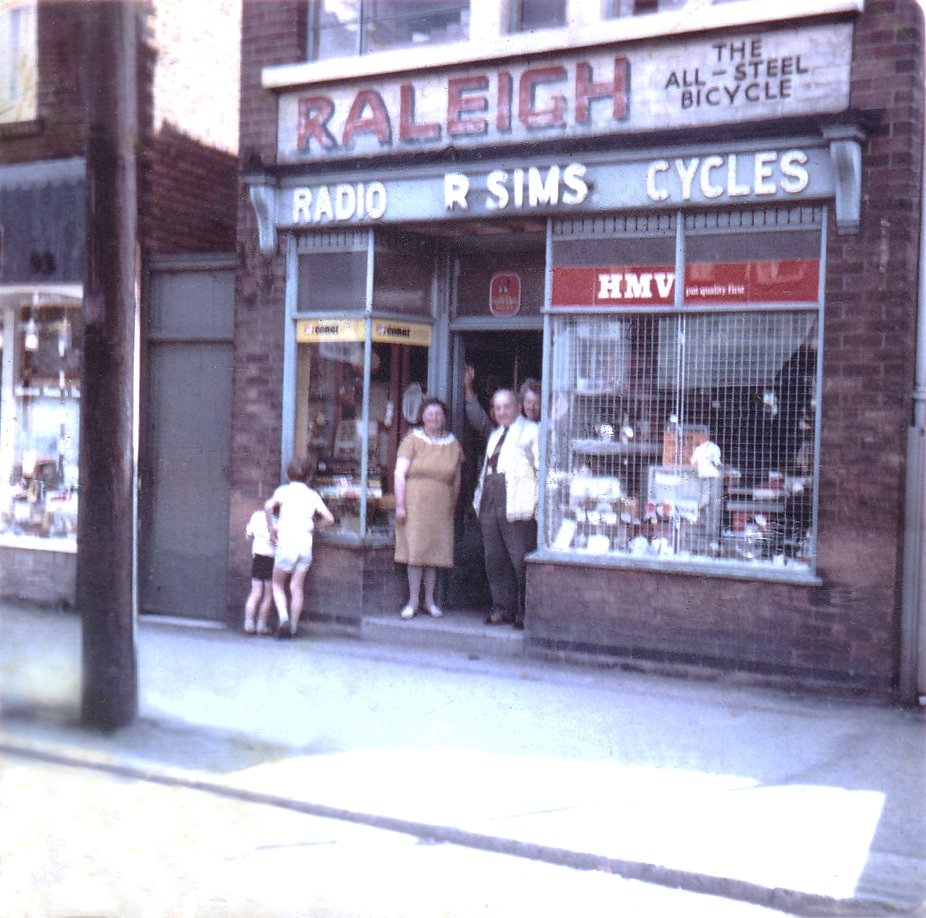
{"left": 394, "top": 397, "right": 463, "bottom": 619}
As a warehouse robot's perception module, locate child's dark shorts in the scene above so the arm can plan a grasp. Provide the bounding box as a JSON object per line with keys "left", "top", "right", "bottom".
{"left": 251, "top": 554, "right": 274, "bottom": 581}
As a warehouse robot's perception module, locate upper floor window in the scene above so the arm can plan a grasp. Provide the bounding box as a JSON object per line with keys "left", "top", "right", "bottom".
{"left": 0, "top": 0, "right": 37, "bottom": 123}
{"left": 308, "top": 0, "right": 469, "bottom": 60}
{"left": 512, "top": 0, "right": 566, "bottom": 32}
{"left": 606, "top": 0, "right": 747, "bottom": 15}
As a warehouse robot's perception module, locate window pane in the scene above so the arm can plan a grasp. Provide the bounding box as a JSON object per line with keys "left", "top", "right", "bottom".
{"left": 455, "top": 250, "right": 544, "bottom": 318}
{"left": 313, "top": 0, "right": 361, "bottom": 60}
{"left": 373, "top": 233, "right": 434, "bottom": 315}
{"left": 607, "top": 0, "right": 730, "bottom": 16}
{"left": 1, "top": 1, "right": 37, "bottom": 122}
{"left": 364, "top": 0, "right": 469, "bottom": 55}
{"left": 515, "top": 0, "right": 566, "bottom": 31}
{"left": 297, "top": 252, "right": 368, "bottom": 313}
{"left": 553, "top": 235, "right": 675, "bottom": 267}
{"left": 685, "top": 230, "right": 821, "bottom": 306}
{"left": 545, "top": 310, "right": 817, "bottom": 570}
{"left": 0, "top": 297, "right": 81, "bottom": 544}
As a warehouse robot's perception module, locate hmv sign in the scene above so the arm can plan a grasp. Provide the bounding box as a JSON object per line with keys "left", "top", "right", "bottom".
{"left": 276, "top": 23, "right": 851, "bottom": 163}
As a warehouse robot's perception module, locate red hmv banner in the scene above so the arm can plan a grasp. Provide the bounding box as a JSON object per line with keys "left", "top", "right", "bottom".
{"left": 551, "top": 259, "right": 820, "bottom": 307}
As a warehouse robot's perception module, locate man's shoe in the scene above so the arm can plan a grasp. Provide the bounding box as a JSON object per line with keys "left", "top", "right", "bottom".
{"left": 485, "top": 611, "right": 512, "bottom": 625}
{"left": 513, "top": 619, "right": 525, "bottom": 631}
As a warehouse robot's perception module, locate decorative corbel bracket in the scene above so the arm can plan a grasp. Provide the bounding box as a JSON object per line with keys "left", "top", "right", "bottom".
{"left": 823, "top": 124, "right": 866, "bottom": 235}
{"left": 245, "top": 175, "right": 278, "bottom": 254}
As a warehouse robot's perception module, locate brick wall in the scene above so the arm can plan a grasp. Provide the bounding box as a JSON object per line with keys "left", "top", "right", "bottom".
{"left": 815, "top": 0, "right": 925, "bottom": 680}
{"left": 226, "top": 0, "right": 307, "bottom": 605}
{"left": 1, "top": 2, "right": 85, "bottom": 163}
{"left": 139, "top": 124, "right": 238, "bottom": 254}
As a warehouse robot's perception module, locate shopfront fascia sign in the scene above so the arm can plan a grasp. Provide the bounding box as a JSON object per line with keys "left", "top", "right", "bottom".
{"left": 277, "top": 23, "right": 851, "bottom": 163}
{"left": 271, "top": 144, "right": 834, "bottom": 230}
{"left": 296, "top": 318, "right": 431, "bottom": 346}
{"left": 551, "top": 259, "right": 820, "bottom": 308}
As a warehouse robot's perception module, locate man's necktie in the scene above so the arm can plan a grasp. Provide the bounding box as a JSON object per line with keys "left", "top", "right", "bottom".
{"left": 487, "top": 426, "right": 509, "bottom": 474}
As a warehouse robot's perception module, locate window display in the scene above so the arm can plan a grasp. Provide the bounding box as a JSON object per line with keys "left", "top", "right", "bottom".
{"left": 0, "top": 294, "right": 81, "bottom": 546}
{"left": 293, "top": 321, "right": 429, "bottom": 538}
{"left": 544, "top": 208, "right": 821, "bottom": 572}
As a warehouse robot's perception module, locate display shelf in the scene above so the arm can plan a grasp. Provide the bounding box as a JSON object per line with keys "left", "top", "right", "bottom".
{"left": 571, "top": 438, "right": 662, "bottom": 457}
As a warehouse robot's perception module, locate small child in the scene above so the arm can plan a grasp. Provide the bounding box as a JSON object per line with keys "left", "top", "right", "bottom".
{"left": 244, "top": 505, "right": 275, "bottom": 635}
{"left": 265, "top": 457, "right": 334, "bottom": 638}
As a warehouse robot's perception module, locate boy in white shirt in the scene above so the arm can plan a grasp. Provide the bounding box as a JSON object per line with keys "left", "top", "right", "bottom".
{"left": 265, "top": 457, "right": 334, "bottom": 638}
{"left": 244, "top": 505, "right": 276, "bottom": 635}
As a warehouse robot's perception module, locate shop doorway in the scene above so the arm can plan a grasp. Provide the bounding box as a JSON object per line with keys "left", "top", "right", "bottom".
{"left": 448, "top": 330, "right": 543, "bottom": 611}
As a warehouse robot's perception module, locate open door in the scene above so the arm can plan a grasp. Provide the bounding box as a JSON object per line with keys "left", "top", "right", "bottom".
{"left": 448, "top": 330, "right": 543, "bottom": 611}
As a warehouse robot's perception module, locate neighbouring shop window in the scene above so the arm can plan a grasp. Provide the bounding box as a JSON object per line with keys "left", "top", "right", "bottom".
{"left": 0, "top": 0, "right": 37, "bottom": 123}
{"left": 0, "top": 295, "right": 81, "bottom": 545}
{"left": 308, "top": 0, "right": 469, "bottom": 59}
{"left": 293, "top": 329, "right": 429, "bottom": 537}
{"left": 544, "top": 207, "right": 822, "bottom": 573}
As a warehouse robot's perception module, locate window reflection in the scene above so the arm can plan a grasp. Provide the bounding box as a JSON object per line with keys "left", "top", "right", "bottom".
{"left": 310, "top": 0, "right": 470, "bottom": 60}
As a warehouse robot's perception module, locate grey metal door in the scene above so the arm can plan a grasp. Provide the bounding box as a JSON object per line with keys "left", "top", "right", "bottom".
{"left": 139, "top": 256, "right": 235, "bottom": 620}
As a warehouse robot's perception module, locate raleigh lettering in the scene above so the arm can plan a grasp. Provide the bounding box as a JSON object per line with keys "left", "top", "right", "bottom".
{"left": 294, "top": 58, "right": 628, "bottom": 155}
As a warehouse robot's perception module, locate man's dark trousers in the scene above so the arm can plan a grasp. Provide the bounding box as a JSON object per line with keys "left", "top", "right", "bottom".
{"left": 479, "top": 473, "right": 537, "bottom": 623}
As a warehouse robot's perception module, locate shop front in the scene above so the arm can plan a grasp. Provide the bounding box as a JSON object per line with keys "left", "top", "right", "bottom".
{"left": 238, "top": 11, "right": 909, "bottom": 690}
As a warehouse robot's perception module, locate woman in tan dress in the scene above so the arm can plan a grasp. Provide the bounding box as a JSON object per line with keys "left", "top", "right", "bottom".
{"left": 394, "top": 397, "right": 463, "bottom": 620}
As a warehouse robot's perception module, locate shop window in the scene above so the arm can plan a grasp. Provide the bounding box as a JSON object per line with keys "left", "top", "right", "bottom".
{"left": 0, "top": 0, "right": 37, "bottom": 123}
{"left": 0, "top": 295, "right": 81, "bottom": 546}
{"left": 292, "top": 231, "right": 434, "bottom": 539}
{"left": 308, "top": 0, "right": 469, "bottom": 60}
{"left": 292, "top": 327, "right": 429, "bottom": 538}
{"left": 544, "top": 207, "right": 822, "bottom": 574}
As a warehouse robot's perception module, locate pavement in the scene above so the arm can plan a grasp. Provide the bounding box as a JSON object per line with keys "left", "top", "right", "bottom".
{"left": 1, "top": 600, "right": 924, "bottom": 917}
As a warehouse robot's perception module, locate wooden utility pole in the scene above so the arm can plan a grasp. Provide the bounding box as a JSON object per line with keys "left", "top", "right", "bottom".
{"left": 78, "top": 0, "right": 139, "bottom": 730}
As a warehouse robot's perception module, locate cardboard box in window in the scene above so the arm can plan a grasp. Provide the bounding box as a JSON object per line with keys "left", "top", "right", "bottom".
{"left": 662, "top": 424, "right": 710, "bottom": 467}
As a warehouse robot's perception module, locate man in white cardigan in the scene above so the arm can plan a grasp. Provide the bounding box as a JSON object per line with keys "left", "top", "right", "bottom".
{"left": 472, "top": 389, "right": 539, "bottom": 629}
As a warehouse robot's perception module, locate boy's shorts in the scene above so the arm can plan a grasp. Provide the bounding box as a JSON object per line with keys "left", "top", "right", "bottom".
{"left": 251, "top": 553, "right": 274, "bottom": 581}
{"left": 274, "top": 536, "right": 313, "bottom": 574}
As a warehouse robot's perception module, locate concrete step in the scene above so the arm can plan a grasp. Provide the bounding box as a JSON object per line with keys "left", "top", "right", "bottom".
{"left": 360, "top": 609, "right": 525, "bottom": 658}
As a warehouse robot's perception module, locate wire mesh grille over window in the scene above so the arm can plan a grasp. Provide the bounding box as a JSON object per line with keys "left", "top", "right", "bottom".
{"left": 546, "top": 312, "right": 817, "bottom": 568}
